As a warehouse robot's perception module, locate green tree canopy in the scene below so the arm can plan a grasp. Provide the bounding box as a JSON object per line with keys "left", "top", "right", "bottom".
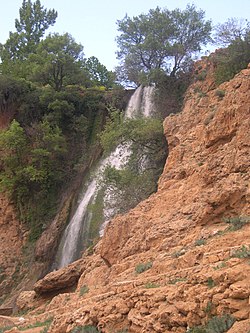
{"left": 83, "top": 56, "right": 116, "bottom": 88}
{"left": 116, "top": 4, "right": 212, "bottom": 83}
{"left": 30, "top": 33, "right": 85, "bottom": 90}
{"left": 214, "top": 18, "right": 250, "bottom": 46}
{"left": 0, "top": 0, "right": 57, "bottom": 64}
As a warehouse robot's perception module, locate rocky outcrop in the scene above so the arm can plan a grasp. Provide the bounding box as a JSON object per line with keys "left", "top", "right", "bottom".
{"left": 34, "top": 259, "right": 85, "bottom": 294}
{"left": 2, "top": 60, "right": 250, "bottom": 333}
{"left": 0, "top": 195, "right": 25, "bottom": 305}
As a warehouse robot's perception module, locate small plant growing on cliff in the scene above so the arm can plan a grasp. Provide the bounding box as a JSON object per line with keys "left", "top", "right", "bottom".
{"left": 0, "top": 326, "right": 14, "bottom": 333}
{"left": 195, "top": 238, "right": 206, "bottom": 246}
{"left": 231, "top": 245, "right": 250, "bottom": 258}
{"left": 19, "top": 318, "right": 53, "bottom": 332}
{"left": 213, "top": 261, "right": 227, "bottom": 270}
{"left": 206, "top": 314, "right": 235, "bottom": 332}
{"left": 188, "top": 314, "right": 235, "bottom": 333}
{"left": 204, "top": 300, "right": 214, "bottom": 317}
{"left": 71, "top": 326, "right": 100, "bottom": 333}
{"left": 223, "top": 216, "right": 250, "bottom": 231}
{"left": 144, "top": 282, "right": 160, "bottom": 288}
{"left": 187, "top": 327, "right": 206, "bottom": 333}
{"left": 168, "top": 277, "right": 187, "bottom": 284}
{"left": 135, "top": 261, "right": 152, "bottom": 274}
{"left": 215, "top": 89, "right": 225, "bottom": 98}
{"left": 79, "top": 285, "right": 89, "bottom": 297}
{"left": 206, "top": 277, "right": 216, "bottom": 288}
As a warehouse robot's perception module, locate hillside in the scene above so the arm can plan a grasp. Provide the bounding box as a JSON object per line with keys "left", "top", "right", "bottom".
{"left": 0, "top": 58, "right": 250, "bottom": 333}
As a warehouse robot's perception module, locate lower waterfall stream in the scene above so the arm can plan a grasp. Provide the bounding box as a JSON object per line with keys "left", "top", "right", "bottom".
{"left": 54, "top": 85, "right": 156, "bottom": 268}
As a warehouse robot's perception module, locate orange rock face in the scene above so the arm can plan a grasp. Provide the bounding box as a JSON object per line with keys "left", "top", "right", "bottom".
{"left": 2, "top": 60, "right": 250, "bottom": 333}
{"left": 0, "top": 194, "right": 25, "bottom": 304}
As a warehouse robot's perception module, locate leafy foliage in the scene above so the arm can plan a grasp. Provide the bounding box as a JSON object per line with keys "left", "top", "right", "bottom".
{"left": 0, "top": 75, "right": 32, "bottom": 113}
{"left": 135, "top": 261, "right": 153, "bottom": 274}
{"left": 213, "top": 31, "right": 250, "bottom": 85}
{"left": 0, "top": 119, "right": 68, "bottom": 240}
{"left": 83, "top": 56, "right": 116, "bottom": 88}
{"left": 214, "top": 18, "right": 250, "bottom": 46}
{"left": 79, "top": 285, "right": 89, "bottom": 297}
{"left": 29, "top": 33, "right": 85, "bottom": 91}
{"left": 71, "top": 326, "right": 100, "bottom": 333}
{"left": 223, "top": 216, "right": 250, "bottom": 231}
{"left": 231, "top": 245, "right": 250, "bottom": 259}
{"left": 188, "top": 314, "right": 235, "bottom": 333}
{"left": 0, "top": 0, "right": 57, "bottom": 74}
{"left": 116, "top": 4, "right": 212, "bottom": 83}
{"left": 99, "top": 109, "right": 167, "bottom": 214}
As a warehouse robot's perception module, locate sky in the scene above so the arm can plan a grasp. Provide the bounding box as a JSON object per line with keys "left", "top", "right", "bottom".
{"left": 1, "top": 0, "right": 250, "bottom": 70}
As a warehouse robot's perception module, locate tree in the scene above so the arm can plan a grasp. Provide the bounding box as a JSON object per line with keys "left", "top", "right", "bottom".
{"left": 214, "top": 18, "right": 250, "bottom": 46}
{"left": 83, "top": 56, "right": 116, "bottom": 88}
{"left": 30, "top": 33, "right": 85, "bottom": 90}
{"left": 0, "top": 0, "right": 57, "bottom": 66}
{"left": 116, "top": 4, "right": 212, "bottom": 83}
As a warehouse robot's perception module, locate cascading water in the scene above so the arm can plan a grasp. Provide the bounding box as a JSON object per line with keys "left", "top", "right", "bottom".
{"left": 54, "top": 86, "right": 155, "bottom": 268}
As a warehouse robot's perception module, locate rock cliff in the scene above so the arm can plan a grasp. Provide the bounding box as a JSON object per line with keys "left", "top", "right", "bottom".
{"left": 1, "top": 58, "right": 250, "bottom": 333}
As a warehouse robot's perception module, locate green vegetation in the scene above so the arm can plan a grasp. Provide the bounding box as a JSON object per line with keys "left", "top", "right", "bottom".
{"left": 99, "top": 109, "right": 167, "bottom": 215}
{"left": 168, "top": 277, "right": 187, "bottom": 284}
{"left": 223, "top": 216, "right": 250, "bottom": 231}
{"left": 79, "top": 285, "right": 89, "bottom": 297}
{"left": 231, "top": 245, "right": 250, "bottom": 259}
{"left": 144, "top": 282, "right": 160, "bottom": 288}
{"left": 215, "top": 89, "right": 225, "bottom": 98}
{"left": 0, "top": 1, "right": 249, "bottom": 277}
{"left": 116, "top": 4, "right": 212, "bottom": 83}
{"left": 71, "top": 326, "right": 100, "bottom": 333}
{"left": 0, "top": 2, "right": 120, "bottom": 245}
{"left": 18, "top": 318, "right": 53, "bottom": 331}
{"left": 188, "top": 314, "right": 235, "bottom": 333}
{"left": 195, "top": 239, "right": 206, "bottom": 246}
{"left": 0, "top": 326, "right": 14, "bottom": 333}
{"left": 86, "top": 188, "right": 105, "bottom": 246}
{"left": 213, "top": 34, "right": 250, "bottom": 85}
{"left": 196, "top": 70, "right": 207, "bottom": 81}
{"left": 204, "top": 301, "right": 214, "bottom": 317}
{"left": 213, "top": 262, "right": 227, "bottom": 270}
{"left": 135, "top": 261, "right": 153, "bottom": 274}
{"left": 206, "top": 277, "right": 216, "bottom": 289}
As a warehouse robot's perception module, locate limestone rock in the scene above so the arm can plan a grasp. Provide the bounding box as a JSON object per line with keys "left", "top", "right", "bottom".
{"left": 34, "top": 259, "right": 85, "bottom": 294}
{"left": 16, "top": 291, "right": 36, "bottom": 311}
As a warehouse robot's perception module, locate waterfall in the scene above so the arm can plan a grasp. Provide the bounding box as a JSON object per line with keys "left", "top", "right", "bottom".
{"left": 125, "top": 85, "right": 155, "bottom": 118}
{"left": 54, "top": 86, "right": 155, "bottom": 268}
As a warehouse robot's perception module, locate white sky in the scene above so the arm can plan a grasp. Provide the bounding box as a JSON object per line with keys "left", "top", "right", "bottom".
{"left": 1, "top": 0, "right": 250, "bottom": 70}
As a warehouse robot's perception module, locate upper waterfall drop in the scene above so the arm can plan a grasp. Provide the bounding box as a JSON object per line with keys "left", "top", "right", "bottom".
{"left": 54, "top": 85, "right": 156, "bottom": 268}
{"left": 125, "top": 85, "right": 155, "bottom": 118}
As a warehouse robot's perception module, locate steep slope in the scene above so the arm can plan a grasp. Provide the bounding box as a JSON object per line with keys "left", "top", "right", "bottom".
{"left": 1, "top": 61, "right": 250, "bottom": 333}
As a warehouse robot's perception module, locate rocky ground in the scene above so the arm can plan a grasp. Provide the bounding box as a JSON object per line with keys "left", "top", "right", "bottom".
{"left": 0, "top": 58, "right": 249, "bottom": 332}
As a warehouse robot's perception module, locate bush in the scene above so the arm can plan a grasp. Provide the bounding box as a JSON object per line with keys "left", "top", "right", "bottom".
{"left": 195, "top": 239, "right": 206, "bottom": 246}
{"left": 215, "top": 90, "right": 225, "bottom": 98}
{"left": 188, "top": 314, "right": 235, "bottom": 333}
{"left": 213, "top": 35, "right": 250, "bottom": 85}
{"left": 79, "top": 285, "right": 89, "bottom": 296}
{"left": 144, "top": 282, "right": 160, "bottom": 288}
{"left": 231, "top": 245, "right": 250, "bottom": 258}
{"left": 71, "top": 326, "right": 100, "bottom": 333}
{"left": 135, "top": 261, "right": 152, "bottom": 274}
{"left": 207, "top": 277, "right": 216, "bottom": 288}
{"left": 223, "top": 216, "right": 250, "bottom": 231}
